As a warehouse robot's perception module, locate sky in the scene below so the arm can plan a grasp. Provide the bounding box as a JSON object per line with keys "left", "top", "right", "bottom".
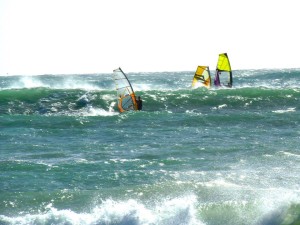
{"left": 0, "top": 0, "right": 299, "bottom": 75}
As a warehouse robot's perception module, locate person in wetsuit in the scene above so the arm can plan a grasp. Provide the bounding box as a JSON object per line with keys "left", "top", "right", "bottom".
{"left": 136, "top": 96, "right": 143, "bottom": 110}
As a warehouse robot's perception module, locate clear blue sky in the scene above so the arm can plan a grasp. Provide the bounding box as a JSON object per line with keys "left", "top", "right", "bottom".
{"left": 0, "top": 0, "right": 299, "bottom": 75}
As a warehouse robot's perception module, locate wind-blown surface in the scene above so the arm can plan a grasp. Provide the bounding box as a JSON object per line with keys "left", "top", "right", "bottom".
{"left": 0, "top": 69, "right": 300, "bottom": 225}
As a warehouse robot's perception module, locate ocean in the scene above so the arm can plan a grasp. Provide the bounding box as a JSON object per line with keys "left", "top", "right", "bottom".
{"left": 0, "top": 69, "right": 299, "bottom": 225}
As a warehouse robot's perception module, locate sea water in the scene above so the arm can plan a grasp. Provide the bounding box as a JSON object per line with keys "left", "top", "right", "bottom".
{"left": 0, "top": 69, "right": 299, "bottom": 225}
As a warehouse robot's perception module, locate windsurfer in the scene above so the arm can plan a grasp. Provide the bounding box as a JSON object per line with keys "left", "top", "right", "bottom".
{"left": 214, "top": 71, "right": 221, "bottom": 86}
{"left": 136, "top": 96, "right": 143, "bottom": 110}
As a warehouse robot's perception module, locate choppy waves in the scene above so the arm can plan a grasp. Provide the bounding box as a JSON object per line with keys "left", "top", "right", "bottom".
{"left": 1, "top": 191, "right": 300, "bottom": 225}
{"left": 0, "top": 69, "right": 299, "bottom": 116}
{"left": 1, "top": 69, "right": 300, "bottom": 225}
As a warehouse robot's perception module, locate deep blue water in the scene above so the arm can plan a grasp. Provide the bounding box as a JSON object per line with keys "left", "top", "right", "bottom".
{"left": 0, "top": 69, "right": 300, "bottom": 225}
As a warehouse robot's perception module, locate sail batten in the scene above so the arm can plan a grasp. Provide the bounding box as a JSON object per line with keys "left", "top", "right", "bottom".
{"left": 112, "top": 67, "right": 138, "bottom": 113}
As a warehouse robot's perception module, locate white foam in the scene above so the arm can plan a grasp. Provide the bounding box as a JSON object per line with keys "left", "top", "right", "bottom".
{"left": 202, "top": 178, "right": 241, "bottom": 188}
{"left": 272, "top": 108, "right": 296, "bottom": 114}
{"left": 133, "top": 83, "right": 153, "bottom": 91}
{"left": 78, "top": 107, "right": 118, "bottom": 117}
{"left": 0, "top": 196, "right": 204, "bottom": 225}
{"left": 7, "top": 76, "right": 103, "bottom": 91}
{"left": 212, "top": 104, "right": 228, "bottom": 110}
{"left": 53, "top": 78, "right": 101, "bottom": 91}
{"left": 12, "top": 76, "right": 49, "bottom": 89}
{"left": 279, "top": 151, "right": 300, "bottom": 158}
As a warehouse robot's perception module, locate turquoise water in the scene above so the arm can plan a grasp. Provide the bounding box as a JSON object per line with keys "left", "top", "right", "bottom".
{"left": 0, "top": 69, "right": 300, "bottom": 225}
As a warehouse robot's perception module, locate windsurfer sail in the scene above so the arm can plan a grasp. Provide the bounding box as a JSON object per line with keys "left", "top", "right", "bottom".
{"left": 191, "top": 66, "right": 211, "bottom": 89}
{"left": 214, "top": 53, "right": 232, "bottom": 88}
{"left": 112, "top": 67, "right": 138, "bottom": 113}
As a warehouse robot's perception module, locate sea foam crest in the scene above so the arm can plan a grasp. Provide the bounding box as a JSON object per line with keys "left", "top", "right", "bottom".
{"left": 7, "top": 76, "right": 102, "bottom": 91}
{"left": 272, "top": 107, "right": 296, "bottom": 114}
{"left": 68, "top": 106, "right": 118, "bottom": 117}
{"left": 0, "top": 196, "right": 203, "bottom": 225}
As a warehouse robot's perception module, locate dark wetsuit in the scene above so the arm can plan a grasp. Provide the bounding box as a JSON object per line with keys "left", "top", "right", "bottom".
{"left": 137, "top": 99, "right": 143, "bottom": 110}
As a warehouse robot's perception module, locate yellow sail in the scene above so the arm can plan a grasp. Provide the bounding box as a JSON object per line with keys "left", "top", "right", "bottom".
{"left": 214, "top": 53, "right": 233, "bottom": 87}
{"left": 192, "top": 66, "right": 211, "bottom": 89}
{"left": 217, "top": 53, "right": 232, "bottom": 72}
{"left": 112, "top": 67, "right": 138, "bottom": 113}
